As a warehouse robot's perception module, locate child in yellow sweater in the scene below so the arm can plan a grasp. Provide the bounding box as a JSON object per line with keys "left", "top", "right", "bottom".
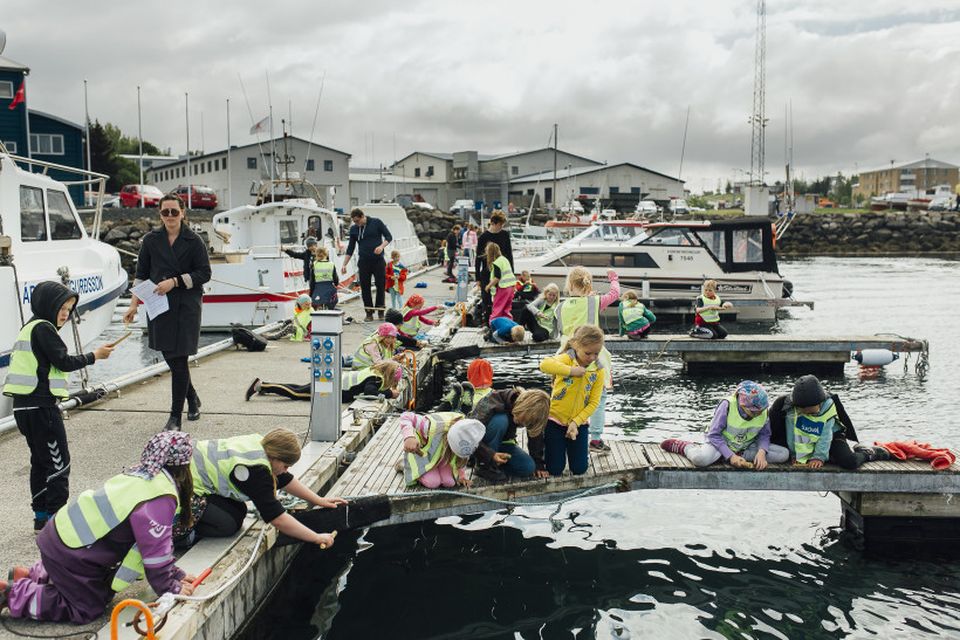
{"left": 538, "top": 325, "right": 606, "bottom": 476}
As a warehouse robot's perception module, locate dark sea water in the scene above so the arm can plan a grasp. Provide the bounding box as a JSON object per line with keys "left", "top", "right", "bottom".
{"left": 241, "top": 256, "right": 960, "bottom": 640}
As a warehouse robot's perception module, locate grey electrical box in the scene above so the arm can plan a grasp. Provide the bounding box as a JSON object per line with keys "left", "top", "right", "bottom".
{"left": 309, "top": 310, "right": 343, "bottom": 441}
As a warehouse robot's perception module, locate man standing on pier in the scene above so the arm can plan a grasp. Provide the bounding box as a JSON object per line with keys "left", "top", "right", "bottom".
{"left": 342, "top": 208, "right": 393, "bottom": 322}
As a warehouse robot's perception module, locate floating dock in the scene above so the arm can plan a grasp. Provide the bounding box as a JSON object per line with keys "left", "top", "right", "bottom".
{"left": 441, "top": 327, "right": 930, "bottom": 373}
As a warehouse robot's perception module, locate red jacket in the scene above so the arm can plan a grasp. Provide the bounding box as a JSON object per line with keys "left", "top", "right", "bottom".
{"left": 385, "top": 261, "right": 408, "bottom": 295}
{"left": 877, "top": 440, "right": 957, "bottom": 470}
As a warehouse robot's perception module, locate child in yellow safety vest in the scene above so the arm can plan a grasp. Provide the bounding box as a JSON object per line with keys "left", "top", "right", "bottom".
{"left": 290, "top": 294, "right": 313, "bottom": 341}
{"left": 690, "top": 279, "right": 731, "bottom": 339}
{"left": 1, "top": 281, "right": 114, "bottom": 532}
{"left": 311, "top": 247, "right": 339, "bottom": 310}
{"left": 485, "top": 242, "right": 517, "bottom": 321}
{"left": 660, "top": 381, "right": 790, "bottom": 469}
{"left": 341, "top": 361, "right": 403, "bottom": 403}
{"left": 553, "top": 266, "right": 620, "bottom": 453}
{"left": 399, "top": 412, "right": 485, "bottom": 488}
{"left": 539, "top": 325, "right": 607, "bottom": 476}
{"left": 618, "top": 290, "right": 657, "bottom": 340}
{"left": 398, "top": 294, "right": 438, "bottom": 343}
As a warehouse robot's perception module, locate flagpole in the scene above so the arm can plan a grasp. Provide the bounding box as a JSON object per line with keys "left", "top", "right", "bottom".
{"left": 200, "top": 110, "right": 205, "bottom": 155}
{"left": 22, "top": 73, "right": 31, "bottom": 160}
{"left": 266, "top": 71, "right": 274, "bottom": 201}
{"left": 185, "top": 92, "right": 192, "bottom": 209}
{"left": 137, "top": 85, "right": 144, "bottom": 208}
{"left": 83, "top": 80, "right": 91, "bottom": 173}
{"left": 226, "top": 98, "right": 232, "bottom": 209}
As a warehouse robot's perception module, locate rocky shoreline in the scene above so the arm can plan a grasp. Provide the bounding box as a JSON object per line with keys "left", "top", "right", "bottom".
{"left": 82, "top": 209, "right": 960, "bottom": 278}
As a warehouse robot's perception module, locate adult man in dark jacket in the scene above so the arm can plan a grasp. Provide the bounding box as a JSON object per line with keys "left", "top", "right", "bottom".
{"left": 284, "top": 236, "right": 318, "bottom": 297}
{"left": 341, "top": 208, "right": 392, "bottom": 321}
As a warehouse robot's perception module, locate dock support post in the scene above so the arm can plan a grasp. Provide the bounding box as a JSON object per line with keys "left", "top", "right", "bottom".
{"left": 838, "top": 491, "right": 960, "bottom": 552}
{"left": 309, "top": 310, "right": 343, "bottom": 442}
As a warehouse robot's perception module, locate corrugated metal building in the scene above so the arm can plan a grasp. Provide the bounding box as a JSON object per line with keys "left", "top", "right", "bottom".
{"left": 510, "top": 163, "right": 685, "bottom": 211}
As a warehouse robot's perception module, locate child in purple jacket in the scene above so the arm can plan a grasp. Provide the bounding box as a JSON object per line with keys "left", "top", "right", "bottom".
{"left": 1, "top": 432, "right": 197, "bottom": 623}
{"left": 660, "top": 381, "right": 790, "bottom": 470}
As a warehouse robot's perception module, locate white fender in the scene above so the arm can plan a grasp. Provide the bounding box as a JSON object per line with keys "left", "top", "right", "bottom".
{"left": 853, "top": 349, "right": 899, "bottom": 366}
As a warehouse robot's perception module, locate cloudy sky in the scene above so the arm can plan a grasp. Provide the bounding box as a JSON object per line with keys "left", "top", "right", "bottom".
{"left": 4, "top": 1, "right": 959, "bottom": 193}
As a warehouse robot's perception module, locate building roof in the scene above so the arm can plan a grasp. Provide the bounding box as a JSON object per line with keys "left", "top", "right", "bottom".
{"left": 859, "top": 158, "right": 959, "bottom": 174}
{"left": 349, "top": 171, "right": 437, "bottom": 184}
{"left": 0, "top": 55, "right": 29, "bottom": 73}
{"left": 484, "top": 147, "right": 603, "bottom": 166}
{"left": 28, "top": 109, "right": 82, "bottom": 131}
{"left": 510, "top": 162, "right": 684, "bottom": 184}
{"left": 145, "top": 135, "right": 351, "bottom": 172}
{"left": 395, "top": 147, "right": 602, "bottom": 167}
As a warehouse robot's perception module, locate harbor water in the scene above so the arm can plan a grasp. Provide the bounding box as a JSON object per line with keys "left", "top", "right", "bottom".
{"left": 243, "top": 255, "right": 959, "bottom": 639}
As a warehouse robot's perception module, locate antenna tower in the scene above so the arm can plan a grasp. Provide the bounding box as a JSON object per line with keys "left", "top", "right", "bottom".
{"left": 748, "top": 0, "right": 767, "bottom": 185}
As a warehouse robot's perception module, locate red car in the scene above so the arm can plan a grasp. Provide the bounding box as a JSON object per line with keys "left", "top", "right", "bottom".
{"left": 174, "top": 185, "right": 219, "bottom": 210}
{"left": 119, "top": 184, "right": 164, "bottom": 207}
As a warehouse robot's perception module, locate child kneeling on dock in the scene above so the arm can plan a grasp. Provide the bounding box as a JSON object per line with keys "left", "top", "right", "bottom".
{"left": 661, "top": 381, "right": 789, "bottom": 469}
{"left": 769, "top": 374, "right": 890, "bottom": 469}
{"left": 689, "top": 279, "right": 731, "bottom": 339}
{"left": 618, "top": 290, "right": 656, "bottom": 340}
{"left": 488, "top": 316, "right": 526, "bottom": 344}
{"left": 539, "top": 325, "right": 606, "bottom": 476}
{"left": 399, "top": 412, "right": 485, "bottom": 488}
{"left": 470, "top": 388, "right": 551, "bottom": 483}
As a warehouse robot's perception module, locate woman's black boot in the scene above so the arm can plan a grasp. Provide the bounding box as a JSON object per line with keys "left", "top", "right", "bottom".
{"left": 187, "top": 391, "right": 202, "bottom": 421}
{"left": 164, "top": 414, "right": 182, "bottom": 431}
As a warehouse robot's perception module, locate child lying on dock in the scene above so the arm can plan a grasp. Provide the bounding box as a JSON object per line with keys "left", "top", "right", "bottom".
{"left": 660, "top": 381, "right": 790, "bottom": 469}
{"left": 399, "top": 412, "right": 485, "bottom": 489}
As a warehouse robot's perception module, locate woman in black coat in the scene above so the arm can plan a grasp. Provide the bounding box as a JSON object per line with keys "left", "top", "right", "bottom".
{"left": 124, "top": 193, "right": 211, "bottom": 431}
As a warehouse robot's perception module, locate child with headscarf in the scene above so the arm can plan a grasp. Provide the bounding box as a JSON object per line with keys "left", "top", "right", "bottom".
{"left": 1, "top": 432, "right": 196, "bottom": 623}
{"left": 660, "top": 381, "right": 789, "bottom": 470}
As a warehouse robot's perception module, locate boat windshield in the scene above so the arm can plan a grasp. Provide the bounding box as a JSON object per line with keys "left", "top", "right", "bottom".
{"left": 578, "top": 224, "right": 645, "bottom": 244}
{"left": 639, "top": 227, "right": 698, "bottom": 246}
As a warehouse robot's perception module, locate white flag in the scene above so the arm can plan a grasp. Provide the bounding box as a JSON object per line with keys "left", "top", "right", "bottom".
{"left": 249, "top": 115, "right": 271, "bottom": 135}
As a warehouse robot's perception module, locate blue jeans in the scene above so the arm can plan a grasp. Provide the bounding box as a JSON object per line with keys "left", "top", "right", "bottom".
{"left": 544, "top": 420, "right": 589, "bottom": 476}
{"left": 588, "top": 385, "right": 607, "bottom": 441}
{"left": 483, "top": 413, "right": 536, "bottom": 477}
{"left": 389, "top": 289, "right": 403, "bottom": 310}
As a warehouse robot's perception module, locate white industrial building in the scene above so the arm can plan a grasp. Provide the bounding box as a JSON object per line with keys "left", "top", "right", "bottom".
{"left": 509, "top": 163, "right": 685, "bottom": 210}
{"left": 145, "top": 136, "right": 351, "bottom": 210}
{"left": 348, "top": 167, "right": 442, "bottom": 208}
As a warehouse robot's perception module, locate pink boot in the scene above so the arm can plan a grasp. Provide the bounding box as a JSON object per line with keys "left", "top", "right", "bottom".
{"left": 660, "top": 438, "right": 691, "bottom": 455}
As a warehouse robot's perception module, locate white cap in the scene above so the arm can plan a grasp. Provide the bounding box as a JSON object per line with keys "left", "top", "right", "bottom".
{"left": 447, "top": 419, "right": 485, "bottom": 458}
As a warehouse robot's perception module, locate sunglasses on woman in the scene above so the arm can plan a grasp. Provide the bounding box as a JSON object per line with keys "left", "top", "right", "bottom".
{"left": 160, "top": 208, "right": 182, "bottom": 217}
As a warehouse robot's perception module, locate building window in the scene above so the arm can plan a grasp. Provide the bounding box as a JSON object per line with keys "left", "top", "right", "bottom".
{"left": 30, "top": 134, "right": 64, "bottom": 156}
{"left": 214, "top": 159, "right": 219, "bottom": 171}
{"left": 0, "top": 81, "right": 13, "bottom": 99}
{"left": 511, "top": 166, "right": 518, "bottom": 176}
{"left": 47, "top": 190, "right": 82, "bottom": 240}
{"left": 20, "top": 186, "right": 47, "bottom": 242}
{"left": 544, "top": 187, "right": 553, "bottom": 203}
{"left": 247, "top": 157, "right": 257, "bottom": 169}
{"left": 200, "top": 163, "right": 205, "bottom": 174}
{"left": 426, "top": 166, "right": 434, "bottom": 177}
{"left": 610, "top": 187, "right": 620, "bottom": 194}
{"left": 306, "top": 159, "right": 315, "bottom": 171}
{"left": 527, "top": 189, "right": 534, "bottom": 196}
{"left": 3, "top": 141, "right": 16, "bottom": 153}
{"left": 222, "top": 156, "right": 227, "bottom": 169}
{"left": 324, "top": 160, "right": 333, "bottom": 172}
{"left": 631, "top": 187, "right": 641, "bottom": 194}
{"left": 579, "top": 187, "right": 600, "bottom": 195}
{"left": 414, "top": 168, "right": 421, "bottom": 177}
{"left": 207, "top": 161, "right": 212, "bottom": 173}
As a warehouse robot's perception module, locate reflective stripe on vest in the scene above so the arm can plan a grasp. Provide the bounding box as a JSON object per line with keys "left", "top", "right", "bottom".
{"left": 342, "top": 367, "right": 382, "bottom": 391}
{"left": 788, "top": 402, "right": 839, "bottom": 463}
{"left": 537, "top": 303, "right": 557, "bottom": 332}
{"left": 619, "top": 302, "right": 648, "bottom": 328}
{"left": 190, "top": 434, "right": 272, "bottom": 500}
{"left": 353, "top": 335, "right": 390, "bottom": 368}
{"left": 404, "top": 412, "right": 464, "bottom": 486}
{"left": 556, "top": 296, "right": 601, "bottom": 338}
{"left": 721, "top": 394, "right": 768, "bottom": 453}
{"left": 399, "top": 306, "right": 421, "bottom": 336}
{"left": 55, "top": 470, "right": 180, "bottom": 592}
{"left": 2, "top": 319, "right": 69, "bottom": 398}
{"left": 313, "top": 260, "right": 335, "bottom": 282}
{"left": 291, "top": 308, "right": 312, "bottom": 342}
{"left": 492, "top": 256, "right": 517, "bottom": 288}
{"left": 698, "top": 294, "right": 722, "bottom": 323}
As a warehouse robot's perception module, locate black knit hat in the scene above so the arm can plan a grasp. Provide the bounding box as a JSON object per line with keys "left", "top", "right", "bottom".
{"left": 384, "top": 308, "right": 404, "bottom": 326}
{"left": 792, "top": 374, "right": 828, "bottom": 407}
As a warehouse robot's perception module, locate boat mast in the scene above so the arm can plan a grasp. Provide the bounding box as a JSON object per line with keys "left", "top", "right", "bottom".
{"left": 748, "top": 0, "right": 767, "bottom": 186}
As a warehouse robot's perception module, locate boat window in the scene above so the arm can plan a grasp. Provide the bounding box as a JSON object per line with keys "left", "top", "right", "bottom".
{"left": 278, "top": 219, "right": 299, "bottom": 245}
{"left": 693, "top": 229, "right": 726, "bottom": 262}
{"left": 307, "top": 215, "right": 323, "bottom": 239}
{"left": 640, "top": 227, "right": 695, "bottom": 246}
{"left": 547, "top": 252, "right": 610, "bottom": 267}
{"left": 20, "top": 186, "right": 47, "bottom": 242}
{"left": 612, "top": 253, "right": 659, "bottom": 268}
{"left": 47, "top": 190, "right": 83, "bottom": 240}
{"left": 733, "top": 228, "right": 764, "bottom": 263}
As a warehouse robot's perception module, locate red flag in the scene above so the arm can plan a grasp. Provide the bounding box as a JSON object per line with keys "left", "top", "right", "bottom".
{"left": 8, "top": 81, "right": 24, "bottom": 110}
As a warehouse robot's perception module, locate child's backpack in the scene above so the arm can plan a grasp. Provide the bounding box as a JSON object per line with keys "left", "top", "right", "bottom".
{"left": 231, "top": 325, "right": 268, "bottom": 352}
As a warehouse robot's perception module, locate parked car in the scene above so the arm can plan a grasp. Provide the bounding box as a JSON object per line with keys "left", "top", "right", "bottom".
{"left": 174, "top": 185, "right": 219, "bottom": 210}
{"left": 635, "top": 200, "right": 659, "bottom": 216}
{"left": 119, "top": 184, "right": 164, "bottom": 208}
{"left": 102, "top": 194, "right": 121, "bottom": 208}
{"left": 449, "top": 199, "right": 475, "bottom": 213}
{"left": 668, "top": 198, "right": 690, "bottom": 215}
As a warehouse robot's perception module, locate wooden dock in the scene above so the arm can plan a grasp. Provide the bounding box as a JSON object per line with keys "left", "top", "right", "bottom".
{"left": 332, "top": 417, "right": 960, "bottom": 526}
{"left": 439, "top": 328, "right": 929, "bottom": 373}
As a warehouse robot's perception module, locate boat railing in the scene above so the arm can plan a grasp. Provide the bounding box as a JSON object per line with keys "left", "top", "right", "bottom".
{"left": 1, "top": 147, "right": 110, "bottom": 239}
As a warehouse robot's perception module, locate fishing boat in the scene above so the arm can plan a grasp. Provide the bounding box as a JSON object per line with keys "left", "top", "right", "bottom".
{"left": 0, "top": 146, "right": 127, "bottom": 419}
{"left": 200, "top": 177, "right": 428, "bottom": 329}
{"left": 515, "top": 218, "right": 806, "bottom": 321}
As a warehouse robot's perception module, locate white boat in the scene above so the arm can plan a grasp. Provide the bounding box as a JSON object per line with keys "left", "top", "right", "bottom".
{"left": 516, "top": 218, "right": 803, "bottom": 321}
{"left": 199, "top": 180, "right": 428, "bottom": 329}
{"left": 0, "top": 147, "right": 126, "bottom": 419}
